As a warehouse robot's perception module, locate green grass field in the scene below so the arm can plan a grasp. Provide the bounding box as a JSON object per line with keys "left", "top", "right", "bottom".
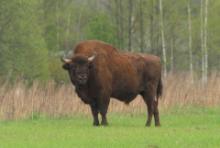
{"left": 0, "top": 107, "right": 220, "bottom": 148}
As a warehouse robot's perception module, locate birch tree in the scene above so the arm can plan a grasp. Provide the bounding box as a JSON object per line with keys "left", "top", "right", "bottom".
{"left": 55, "top": 0, "right": 60, "bottom": 51}
{"left": 139, "top": 0, "right": 144, "bottom": 52}
{"left": 200, "top": 0, "right": 205, "bottom": 82}
{"left": 201, "top": 0, "right": 209, "bottom": 83}
{"left": 128, "top": 0, "right": 133, "bottom": 51}
{"left": 149, "top": 0, "right": 155, "bottom": 53}
{"left": 204, "top": 0, "right": 209, "bottom": 83}
{"left": 119, "top": 0, "right": 124, "bottom": 49}
{"left": 170, "top": 38, "right": 174, "bottom": 73}
{"left": 188, "top": 0, "right": 194, "bottom": 83}
{"left": 114, "top": 0, "right": 124, "bottom": 49}
{"left": 159, "top": 0, "right": 167, "bottom": 77}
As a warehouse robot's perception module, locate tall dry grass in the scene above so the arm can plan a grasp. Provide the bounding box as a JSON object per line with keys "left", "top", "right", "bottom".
{"left": 0, "top": 73, "right": 219, "bottom": 120}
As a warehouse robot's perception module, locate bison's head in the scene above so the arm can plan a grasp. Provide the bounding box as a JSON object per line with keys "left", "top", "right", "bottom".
{"left": 61, "top": 54, "right": 96, "bottom": 85}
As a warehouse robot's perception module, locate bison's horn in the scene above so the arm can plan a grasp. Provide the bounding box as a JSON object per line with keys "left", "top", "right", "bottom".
{"left": 88, "top": 53, "right": 96, "bottom": 62}
{"left": 61, "top": 57, "right": 72, "bottom": 63}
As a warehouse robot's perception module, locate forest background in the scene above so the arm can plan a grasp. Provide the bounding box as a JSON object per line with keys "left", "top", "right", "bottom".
{"left": 0, "top": 0, "right": 219, "bottom": 83}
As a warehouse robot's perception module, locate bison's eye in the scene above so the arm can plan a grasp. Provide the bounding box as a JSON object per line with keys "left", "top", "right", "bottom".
{"left": 63, "top": 63, "right": 76, "bottom": 70}
{"left": 70, "top": 64, "right": 78, "bottom": 71}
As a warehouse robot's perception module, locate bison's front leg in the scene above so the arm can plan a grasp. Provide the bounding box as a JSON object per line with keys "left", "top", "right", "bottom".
{"left": 98, "top": 98, "right": 110, "bottom": 126}
{"left": 90, "top": 103, "right": 99, "bottom": 126}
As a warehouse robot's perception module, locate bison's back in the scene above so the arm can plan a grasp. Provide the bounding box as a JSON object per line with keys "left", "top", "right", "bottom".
{"left": 73, "top": 40, "right": 118, "bottom": 57}
{"left": 123, "top": 53, "right": 161, "bottom": 79}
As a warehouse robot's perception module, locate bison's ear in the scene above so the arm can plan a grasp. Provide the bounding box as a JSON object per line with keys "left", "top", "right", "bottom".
{"left": 61, "top": 57, "right": 72, "bottom": 70}
{"left": 62, "top": 63, "right": 70, "bottom": 70}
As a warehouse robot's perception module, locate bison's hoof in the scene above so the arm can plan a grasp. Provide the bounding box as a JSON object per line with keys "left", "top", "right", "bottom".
{"left": 101, "top": 121, "right": 108, "bottom": 126}
{"left": 145, "top": 123, "right": 151, "bottom": 127}
{"left": 155, "top": 123, "right": 161, "bottom": 127}
{"left": 93, "top": 122, "right": 100, "bottom": 126}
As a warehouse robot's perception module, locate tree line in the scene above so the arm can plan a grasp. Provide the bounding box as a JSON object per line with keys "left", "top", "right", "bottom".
{"left": 0, "top": 0, "right": 219, "bottom": 83}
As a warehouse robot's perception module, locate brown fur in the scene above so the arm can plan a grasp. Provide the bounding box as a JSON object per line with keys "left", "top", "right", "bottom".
{"left": 63, "top": 40, "right": 163, "bottom": 126}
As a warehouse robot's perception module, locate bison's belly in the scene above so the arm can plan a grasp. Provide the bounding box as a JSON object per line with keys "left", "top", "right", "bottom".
{"left": 111, "top": 91, "right": 138, "bottom": 104}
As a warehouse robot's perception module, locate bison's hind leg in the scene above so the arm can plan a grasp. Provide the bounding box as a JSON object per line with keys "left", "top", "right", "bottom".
{"left": 152, "top": 98, "right": 160, "bottom": 126}
{"left": 141, "top": 89, "right": 161, "bottom": 127}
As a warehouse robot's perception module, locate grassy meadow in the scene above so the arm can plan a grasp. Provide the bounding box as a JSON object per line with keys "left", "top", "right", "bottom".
{"left": 0, "top": 107, "right": 220, "bottom": 148}
{"left": 0, "top": 73, "right": 220, "bottom": 148}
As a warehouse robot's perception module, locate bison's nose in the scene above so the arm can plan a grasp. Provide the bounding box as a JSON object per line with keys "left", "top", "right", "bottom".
{"left": 78, "top": 75, "right": 87, "bottom": 80}
{"left": 77, "top": 75, "right": 87, "bottom": 84}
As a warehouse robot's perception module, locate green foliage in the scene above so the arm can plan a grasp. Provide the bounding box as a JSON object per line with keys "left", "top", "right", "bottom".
{"left": 0, "top": 0, "right": 49, "bottom": 82}
{"left": 84, "top": 13, "right": 117, "bottom": 45}
{"left": 48, "top": 56, "right": 68, "bottom": 83}
{"left": 207, "top": 0, "right": 220, "bottom": 70}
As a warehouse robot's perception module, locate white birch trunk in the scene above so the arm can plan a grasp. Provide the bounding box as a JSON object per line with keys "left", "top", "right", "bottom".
{"left": 200, "top": 0, "right": 205, "bottom": 83}
{"left": 188, "top": 1, "right": 194, "bottom": 83}
{"left": 204, "top": 0, "right": 209, "bottom": 83}
{"left": 56, "top": 1, "right": 60, "bottom": 50}
{"left": 159, "top": 0, "right": 167, "bottom": 77}
{"left": 128, "top": 0, "right": 133, "bottom": 51}
{"left": 170, "top": 39, "right": 174, "bottom": 73}
{"left": 140, "top": 0, "right": 144, "bottom": 52}
{"left": 119, "top": 0, "right": 124, "bottom": 49}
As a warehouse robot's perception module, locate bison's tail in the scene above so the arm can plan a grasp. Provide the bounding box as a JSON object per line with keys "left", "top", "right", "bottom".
{"left": 157, "top": 78, "right": 163, "bottom": 99}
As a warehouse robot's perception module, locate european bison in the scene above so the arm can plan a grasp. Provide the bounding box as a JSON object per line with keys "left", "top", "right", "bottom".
{"left": 62, "top": 40, "right": 162, "bottom": 126}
